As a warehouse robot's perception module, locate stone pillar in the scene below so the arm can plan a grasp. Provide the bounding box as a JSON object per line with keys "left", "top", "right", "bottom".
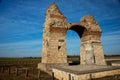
{"left": 80, "top": 42, "right": 106, "bottom": 65}
{"left": 38, "top": 3, "right": 68, "bottom": 73}
{"left": 92, "top": 42, "right": 106, "bottom": 65}
{"left": 80, "top": 15, "right": 106, "bottom": 65}
{"left": 85, "top": 42, "right": 95, "bottom": 65}
{"left": 80, "top": 43, "right": 86, "bottom": 65}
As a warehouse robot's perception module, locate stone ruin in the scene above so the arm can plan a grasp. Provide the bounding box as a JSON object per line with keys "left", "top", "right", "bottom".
{"left": 38, "top": 3, "right": 120, "bottom": 80}
{"left": 38, "top": 2, "right": 106, "bottom": 72}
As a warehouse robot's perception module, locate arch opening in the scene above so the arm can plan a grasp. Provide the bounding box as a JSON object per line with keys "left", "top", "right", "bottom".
{"left": 69, "top": 25, "right": 86, "bottom": 38}
{"left": 66, "top": 25, "right": 86, "bottom": 65}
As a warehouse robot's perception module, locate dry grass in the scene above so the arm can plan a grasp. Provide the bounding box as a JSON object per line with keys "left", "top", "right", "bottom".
{"left": 0, "top": 56, "right": 120, "bottom": 80}
{"left": 0, "top": 66, "right": 52, "bottom": 80}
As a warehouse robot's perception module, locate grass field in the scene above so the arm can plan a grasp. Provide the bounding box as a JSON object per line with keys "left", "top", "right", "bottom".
{"left": 0, "top": 55, "right": 120, "bottom": 80}
{"left": 0, "top": 66, "right": 52, "bottom": 80}
{"left": 0, "top": 57, "right": 41, "bottom": 61}
{"left": 0, "top": 57, "right": 52, "bottom": 80}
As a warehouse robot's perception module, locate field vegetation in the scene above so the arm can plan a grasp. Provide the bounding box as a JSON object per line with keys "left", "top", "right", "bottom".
{"left": 0, "top": 55, "right": 120, "bottom": 80}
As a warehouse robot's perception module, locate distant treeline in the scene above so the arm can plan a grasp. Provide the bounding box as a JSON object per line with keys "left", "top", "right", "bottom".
{"left": 67, "top": 54, "right": 120, "bottom": 58}
{"left": 104, "top": 54, "right": 120, "bottom": 57}
{"left": 67, "top": 55, "right": 80, "bottom": 58}
{"left": 0, "top": 54, "right": 120, "bottom": 59}
{"left": 0, "top": 57, "right": 41, "bottom": 59}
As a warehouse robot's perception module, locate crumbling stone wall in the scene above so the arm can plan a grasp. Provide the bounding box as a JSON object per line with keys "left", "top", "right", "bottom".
{"left": 41, "top": 2, "right": 106, "bottom": 65}
{"left": 41, "top": 3, "right": 67, "bottom": 64}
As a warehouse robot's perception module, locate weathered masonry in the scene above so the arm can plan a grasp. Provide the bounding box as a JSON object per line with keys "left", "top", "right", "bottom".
{"left": 40, "top": 3, "right": 106, "bottom": 66}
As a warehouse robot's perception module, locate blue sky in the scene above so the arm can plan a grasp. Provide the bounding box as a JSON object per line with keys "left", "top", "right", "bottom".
{"left": 0, "top": 0, "right": 120, "bottom": 57}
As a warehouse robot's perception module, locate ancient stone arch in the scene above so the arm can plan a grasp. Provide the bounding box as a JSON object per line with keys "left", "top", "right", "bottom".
{"left": 41, "top": 3, "right": 106, "bottom": 65}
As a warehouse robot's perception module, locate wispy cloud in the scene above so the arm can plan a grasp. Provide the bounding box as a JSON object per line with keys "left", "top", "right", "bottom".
{"left": 101, "top": 29, "right": 120, "bottom": 55}
{"left": 0, "top": 0, "right": 120, "bottom": 57}
{"left": 0, "top": 39, "right": 42, "bottom": 57}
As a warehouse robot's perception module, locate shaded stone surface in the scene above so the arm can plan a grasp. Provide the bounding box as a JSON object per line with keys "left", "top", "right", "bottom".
{"left": 53, "top": 65, "right": 120, "bottom": 74}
